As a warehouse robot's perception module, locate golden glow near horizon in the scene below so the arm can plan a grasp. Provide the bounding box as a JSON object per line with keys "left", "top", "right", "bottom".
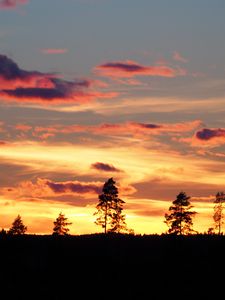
{"left": 0, "top": 140, "right": 221, "bottom": 234}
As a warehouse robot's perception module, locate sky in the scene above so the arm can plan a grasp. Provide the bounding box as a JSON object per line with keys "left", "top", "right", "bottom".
{"left": 0, "top": 0, "right": 225, "bottom": 235}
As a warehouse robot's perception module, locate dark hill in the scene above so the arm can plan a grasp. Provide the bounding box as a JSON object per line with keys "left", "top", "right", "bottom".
{"left": 0, "top": 233, "right": 224, "bottom": 299}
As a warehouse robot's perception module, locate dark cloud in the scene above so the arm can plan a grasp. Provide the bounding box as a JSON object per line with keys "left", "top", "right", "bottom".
{"left": 95, "top": 60, "right": 182, "bottom": 78}
{"left": 0, "top": 54, "right": 40, "bottom": 80}
{"left": 100, "top": 62, "right": 147, "bottom": 73}
{"left": 135, "top": 123, "right": 162, "bottom": 129}
{"left": 91, "top": 162, "right": 122, "bottom": 172}
{"left": 196, "top": 128, "right": 225, "bottom": 141}
{"left": 2, "top": 78, "right": 89, "bottom": 101}
{"left": 46, "top": 180, "right": 102, "bottom": 194}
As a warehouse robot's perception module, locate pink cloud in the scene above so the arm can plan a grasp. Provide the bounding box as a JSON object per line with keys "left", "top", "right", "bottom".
{"left": 95, "top": 60, "right": 186, "bottom": 78}
{"left": 93, "top": 120, "right": 202, "bottom": 136}
{"left": 173, "top": 51, "right": 188, "bottom": 63}
{"left": 41, "top": 48, "right": 68, "bottom": 55}
{"left": 0, "top": 0, "right": 29, "bottom": 9}
{"left": 0, "top": 54, "right": 117, "bottom": 104}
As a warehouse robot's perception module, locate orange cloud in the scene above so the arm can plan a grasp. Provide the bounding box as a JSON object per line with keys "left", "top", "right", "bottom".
{"left": 95, "top": 60, "right": 186, "bottom": 78}
{"left": 15, "top": 124, "right": 32, "bottom": 132}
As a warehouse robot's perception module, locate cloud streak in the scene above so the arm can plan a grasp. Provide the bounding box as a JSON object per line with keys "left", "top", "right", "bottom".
{"left": 41, "top": 48, "right": 68, "bottom": 55}
{"left": 4, "top": 120, "right": 202, "bottom": 142}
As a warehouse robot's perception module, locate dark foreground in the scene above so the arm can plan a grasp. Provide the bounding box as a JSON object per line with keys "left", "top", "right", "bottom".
{"left": 0, "top": 233, "right": 224, "bottom": 299}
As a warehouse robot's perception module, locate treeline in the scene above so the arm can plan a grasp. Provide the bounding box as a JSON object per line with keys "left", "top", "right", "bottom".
{"left": 1, "top": 177, "right": 225, "bottom": 236}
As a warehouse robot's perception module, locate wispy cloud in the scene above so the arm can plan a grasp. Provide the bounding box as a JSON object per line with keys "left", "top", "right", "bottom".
{"left": 172, "top": 51, "right": 188, "bottom": 63}
{"left": 41, "top": 48, "right": 68, "bottom": 55}
{"left": 10, "top": 120, "right": 202, "bottom": 141}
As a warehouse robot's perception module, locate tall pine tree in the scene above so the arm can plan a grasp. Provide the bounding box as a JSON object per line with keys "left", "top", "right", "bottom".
{"left": 94, "top": 178, "right": 128, "bottom": 233}
{"left": 52, "top": 212, "right": 72, "bottom": 235}
{"left": 164, "top": 191, "right": 196, "bottom": 235}
{"left": 8, "top": 215, "right": 27, "bottom": 235}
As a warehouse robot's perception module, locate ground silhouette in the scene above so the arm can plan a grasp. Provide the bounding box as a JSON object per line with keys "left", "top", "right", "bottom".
{"left": 0, "top": 233, "right": 224, "bottom": 299}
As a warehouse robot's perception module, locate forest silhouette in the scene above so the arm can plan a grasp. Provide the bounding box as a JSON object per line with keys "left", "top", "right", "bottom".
{"left": 0, "top": 177, "right": 225, "bottom": 299}
{"left": 2, "top": 177, "right": 224, "bottom": 236}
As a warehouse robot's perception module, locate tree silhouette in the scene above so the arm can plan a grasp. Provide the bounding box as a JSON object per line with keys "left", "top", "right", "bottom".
{"left": 94, "top": 177, "right": 128, "bottom": 233}
{"left": 213, "top": 191, "right": 225, "bottom": 234}
{"left": 109, "top": 196, "right": 127, "bottom": 233}
{"left": 164, "top": 191, "right": 196, "bottom": 235}
{"left": 0, "top": 228, "right": 7, "bottom": 236}
{"left": 52, "top": 212, "right": 72, "bottom": 235}
{"left": 8, "top": 215, "right": 27, "bottom": 235}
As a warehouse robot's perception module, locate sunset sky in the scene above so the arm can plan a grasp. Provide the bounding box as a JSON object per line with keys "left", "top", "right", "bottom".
{"left": 0, "top": 0, "right": 225, "bottom": 234}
